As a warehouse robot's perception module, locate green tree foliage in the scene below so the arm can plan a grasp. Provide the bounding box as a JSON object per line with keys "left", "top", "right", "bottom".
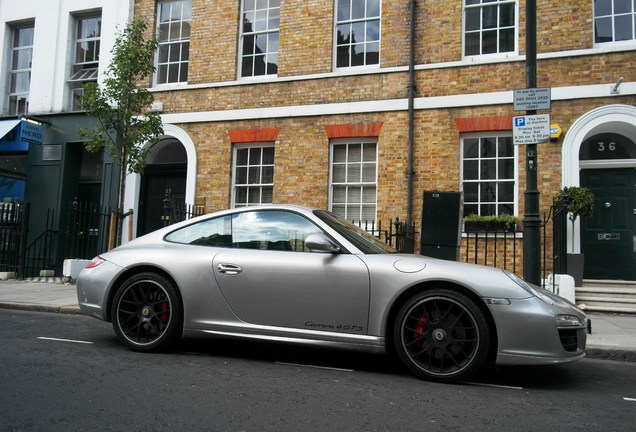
{"left": 79, "top": 19, "right": 163, "bottom": 244}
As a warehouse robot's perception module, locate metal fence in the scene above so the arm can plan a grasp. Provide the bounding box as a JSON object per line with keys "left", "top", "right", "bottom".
{"left": 356, "top": 218, "right": 417, "bottom": 253}
{"left": 65, "top": 199, "right": 112, "bottom": 260}
{"left": 0, "top": 202, "right": 29, "bottom": 275}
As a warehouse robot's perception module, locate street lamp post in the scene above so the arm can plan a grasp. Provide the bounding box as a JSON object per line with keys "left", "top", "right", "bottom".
{"left": 523, "top": 0, "right": 541, "bottom": 285}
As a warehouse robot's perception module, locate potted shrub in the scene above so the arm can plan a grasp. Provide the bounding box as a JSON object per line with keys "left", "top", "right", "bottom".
{"left": 463, "top": 213, "right": 520, "bottom": 232}
{"left": 554, "top": 186, "right": 595, "bottom": 286}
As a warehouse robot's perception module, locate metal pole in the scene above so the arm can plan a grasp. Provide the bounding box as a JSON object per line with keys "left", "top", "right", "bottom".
{"left": 406, "top": 0, "right": 416, "bottom": 225}
{"left": 523, "top": 0, "right": 541, "bottom": 284}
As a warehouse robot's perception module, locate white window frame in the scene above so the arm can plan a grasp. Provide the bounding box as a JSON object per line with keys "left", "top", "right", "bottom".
{"left": 462, "top": 0, "right": 518, "bottom": 60}
{"left": 334, "top": 0, "right": 381, "bottom": 70}
{"left": 593, "top": 0, "right": 636, "bottom": 46}
{"left": 68, "top": 13, "right": 101, "bottom": 111}
{"left": 231, "top": 143, "right": 275, "bottom": 208}
{"left": 154, "top": 0, "right": 191, "bottom": 86}
{"left": 238, "top": 0, "right": 280, "bottom": 79}
{"left": 460, "top": 132, "right": 518, "bottom": 218}
{"left": 329, "top": 138, "right": 378, "bottom": 224}
{"left": 8, "top": 24, "right": 34, "bottom": 116}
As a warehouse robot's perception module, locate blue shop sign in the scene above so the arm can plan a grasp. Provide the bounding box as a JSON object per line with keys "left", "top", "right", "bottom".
{"left": 0, "top": 119, "right": 44, "bottom": 151}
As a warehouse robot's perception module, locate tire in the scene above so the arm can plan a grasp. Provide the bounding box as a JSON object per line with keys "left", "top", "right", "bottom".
{"left": 394, "top": 289, "right": 490, "bottom": 382}
{"left": 111, "top": 272, "right": 182, "bottom": 352}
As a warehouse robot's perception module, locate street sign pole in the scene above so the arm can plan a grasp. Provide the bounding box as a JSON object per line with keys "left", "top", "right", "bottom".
{"left": 523, "top": 0, "right": 541, "bottom": 285}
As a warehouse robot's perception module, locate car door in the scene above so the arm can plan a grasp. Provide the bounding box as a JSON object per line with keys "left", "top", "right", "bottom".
{"left": 212, "top": 209, "right": 370, "bottom": 335}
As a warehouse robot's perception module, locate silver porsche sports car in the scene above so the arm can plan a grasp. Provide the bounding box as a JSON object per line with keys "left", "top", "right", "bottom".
{"left": 77, "top": 205, "right": 587, "bottom": 382}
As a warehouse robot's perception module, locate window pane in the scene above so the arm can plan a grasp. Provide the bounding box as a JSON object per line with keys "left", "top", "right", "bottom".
{"left": 236, "top": 167, "right": 248, "bottom": 184}
{"left": 615, "top": 0, "right": 632, "bottom": 14}
{"left": 595, "top": 17, "right": 613, "bottom": 42}
{"left": 352, "top": 0, "right": 366, "bottom": 20}
{"left": 333, "top": 164, "right": 346, "bottom": 182}
{"left": 262, "top": 147, "right": 275, "bottom": 164}
{"left": 498, "top": 159, "right": 514, "bottom": 179}
{"left": 347, "top": 187, "right": 361, "bottom": 203}
{"left": 499, "top": 28, "right": 514, "bottom": 52}
{"left": 249, "top": 147, "right": 262, "bottom": 164}
{"left": 347, "top": 164, "right": 362, "bottom": 182}
{"left": 498, "top": 182, "right": 514, "bottom": 203}
{"left": 464, "top": 160, "right": 479, "bottom": 180}
{"left": 615, "top": 15, "right": 633, "bottom": 40}
{"left": 482, "top": 137, "right": 497, "bottom": 157}
{"left": 463, "top": 182, "right": 479, "bottom": 202}
{"left": 333, "top": 186, "right": 346, "bottom": 203}
{"left": 361, "top": 163, "right": 376, "bottom": 181}
{"left": 465, "top": 33, "right": 480, "bottom": 56}
{"left": 466, "top": 8, "right": 481, "bottom": 31}
{"left": 595, "top": 0, "right": 612, "bottom": 16}
{"left": 482, "top": 30, "right": 498, "bottom": 54}
{"left": 338, "top": 0, "right": 351, "bottom": 21}
{"left": 498, "top": 136, "right": 513, "bottom": 157}
{"left": 500, "top": 4, "right": 515, "bottom": 26}
{"left": 482, "top": 6, "right": 497, "bottom": 29}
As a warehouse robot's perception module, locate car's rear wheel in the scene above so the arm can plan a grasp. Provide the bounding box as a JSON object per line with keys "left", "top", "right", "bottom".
{"left": 111, "top": 272, "right": 182, "bottom": 352}
{"left": 394, "top": 289, "right": 490, "bottom": 382}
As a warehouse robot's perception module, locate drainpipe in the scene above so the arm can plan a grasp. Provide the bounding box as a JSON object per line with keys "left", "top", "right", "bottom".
{"left": 406, "top": 0, "right": 416, "bottom": 225}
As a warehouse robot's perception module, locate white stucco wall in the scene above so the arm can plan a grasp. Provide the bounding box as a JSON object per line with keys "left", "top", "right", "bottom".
{"left": 0, "top": 0, "right": 132, "bottom": 115}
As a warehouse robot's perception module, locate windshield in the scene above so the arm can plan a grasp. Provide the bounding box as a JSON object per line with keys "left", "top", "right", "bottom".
{"left": 314, "top": 210, "right": 397, "bottom": 254}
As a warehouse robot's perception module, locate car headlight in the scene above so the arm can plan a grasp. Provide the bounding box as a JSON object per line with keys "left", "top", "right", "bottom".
{"left": 504, "top": 270, "right": 555, "bottom": 305}
{"left": 556, "top": 314, "right": 582, "bottom": 327}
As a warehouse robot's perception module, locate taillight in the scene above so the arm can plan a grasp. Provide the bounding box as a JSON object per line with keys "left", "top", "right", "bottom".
{"left": 86, "top": 256, "right": 106, "bottom": 269}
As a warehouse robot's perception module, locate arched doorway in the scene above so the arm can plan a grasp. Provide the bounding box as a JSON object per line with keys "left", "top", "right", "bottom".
{"left": 562, "top": 105, "right": 636, "bottom": 281}
{"left": 137, "top": 138, "right": 187, "bottom": 236}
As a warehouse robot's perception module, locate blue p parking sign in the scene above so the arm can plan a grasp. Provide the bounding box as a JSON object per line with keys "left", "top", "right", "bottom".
{"left": 514, "top": 117, "right": 526, "bottom": 127}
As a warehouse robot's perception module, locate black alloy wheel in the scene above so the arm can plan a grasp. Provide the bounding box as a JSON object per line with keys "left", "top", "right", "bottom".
{"left": 394, "top": 289, "right": 490, "bottom": 382}
{"left": 112, "top": 272, "right": 182, "bottom": 352}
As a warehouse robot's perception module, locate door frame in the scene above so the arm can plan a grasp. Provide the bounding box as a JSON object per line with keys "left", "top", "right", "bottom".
{"left": 122, "top": 124, "right": 197, "bottom": 243}
{"left": 561, "top": 104, "right": 636, "bottom": 254}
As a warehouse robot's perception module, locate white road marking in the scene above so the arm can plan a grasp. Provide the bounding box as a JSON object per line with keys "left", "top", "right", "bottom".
{"left": 465, "top": 382, "right": 523, "bottom": 390}
{"left": 275, "top": 362, "right": 354, "bottom": 372}
{"left": 624, "top": 397, "right": 636, "bottom": 402}
{"left": 37, "top": 337, "right": 93, "bottom": 345}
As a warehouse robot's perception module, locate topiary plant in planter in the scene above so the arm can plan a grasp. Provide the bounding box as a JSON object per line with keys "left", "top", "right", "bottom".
{"left": 554, "top": 186, "right": 595, "bottom": 249}
{"left": 554, "top": 186, "right": 595, "bottom": 286}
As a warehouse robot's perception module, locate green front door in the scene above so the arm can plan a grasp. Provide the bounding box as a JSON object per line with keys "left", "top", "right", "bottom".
{"left": 581, "top": 168, "right": 636, "bottom": 280}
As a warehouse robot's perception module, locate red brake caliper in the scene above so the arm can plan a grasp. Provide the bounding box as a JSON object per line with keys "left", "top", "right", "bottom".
{"left": 414, "top": 314, "right": 428, "bottom": 346}
{"left": 160, "top": 302, "right": 169, "bottom": 323}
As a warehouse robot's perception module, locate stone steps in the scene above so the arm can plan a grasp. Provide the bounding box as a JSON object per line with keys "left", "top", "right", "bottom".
{"left": 576, "top": 280, "right": 636, "bottom": 314}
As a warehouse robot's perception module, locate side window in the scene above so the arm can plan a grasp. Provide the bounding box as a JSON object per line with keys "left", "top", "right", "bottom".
{"left": 165, "top": 216, "right": 232, "bottom": 246}
{"left": 231, "top": 210, "right": 322, "bottom": 252}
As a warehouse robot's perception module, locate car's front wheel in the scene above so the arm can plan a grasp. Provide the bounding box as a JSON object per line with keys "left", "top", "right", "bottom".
{"left": 394, "top": 289, "right": 491, "bottom": 382}
{"left": 111, "top": 272, "right": 182, "bottom": 352}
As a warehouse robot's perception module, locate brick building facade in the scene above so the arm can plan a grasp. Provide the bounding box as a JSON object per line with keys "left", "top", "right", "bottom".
{"left": 126, "top": 0, "right": 636, "bottom": 281}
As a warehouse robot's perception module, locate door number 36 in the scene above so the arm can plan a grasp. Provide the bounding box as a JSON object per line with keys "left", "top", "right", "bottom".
{"left": 597, "top": 141, "right": 616, "bottom": 152}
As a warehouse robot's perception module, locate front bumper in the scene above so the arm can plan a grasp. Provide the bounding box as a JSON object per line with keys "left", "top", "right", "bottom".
{"left": 488, "top": 296, "right": 587, "bottom": 366}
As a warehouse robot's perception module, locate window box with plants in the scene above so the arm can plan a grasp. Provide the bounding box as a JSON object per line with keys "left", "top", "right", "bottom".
{"left": 463, "top": 214, "right": 520, "bottom": 233}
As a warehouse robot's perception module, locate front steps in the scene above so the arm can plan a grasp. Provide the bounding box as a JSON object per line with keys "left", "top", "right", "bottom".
{"left": 576, "top": 280, "right": 636, "bottom": 314}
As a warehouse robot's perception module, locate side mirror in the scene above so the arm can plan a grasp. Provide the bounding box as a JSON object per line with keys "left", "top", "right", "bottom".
{"left": 305, "top": 233, "right": 341, "bottom": 253}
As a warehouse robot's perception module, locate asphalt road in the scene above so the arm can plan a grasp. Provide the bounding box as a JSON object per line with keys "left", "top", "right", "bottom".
{"left": 1, "top": 309, "right": 635, "bottom": 432}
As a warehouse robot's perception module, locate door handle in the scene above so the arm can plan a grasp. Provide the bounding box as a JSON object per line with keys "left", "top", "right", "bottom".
{"left": 217, "top": 263, "right": 243, "bottom": 275}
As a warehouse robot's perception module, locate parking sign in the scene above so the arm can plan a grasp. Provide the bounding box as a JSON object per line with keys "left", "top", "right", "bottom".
{"left": 512, "top": 114, "right": 550, "bottom": 145}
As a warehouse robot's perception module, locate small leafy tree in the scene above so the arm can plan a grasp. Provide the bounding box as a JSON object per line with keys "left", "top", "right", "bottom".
{"left": 79, "top": 19, "right": 163, "bottom": 245}
{"left": 554, "top": 186, "right": 595, "bottom": 251}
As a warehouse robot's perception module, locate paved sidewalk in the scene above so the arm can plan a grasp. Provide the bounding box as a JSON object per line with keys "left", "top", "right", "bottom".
{"left": 1, "top": 279, "right": 635, "bottom": 362}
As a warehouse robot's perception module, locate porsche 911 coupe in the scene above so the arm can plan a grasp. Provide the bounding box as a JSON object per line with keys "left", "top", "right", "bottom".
{"left": 77, "top": 205, "right": 587, "bottom": 382}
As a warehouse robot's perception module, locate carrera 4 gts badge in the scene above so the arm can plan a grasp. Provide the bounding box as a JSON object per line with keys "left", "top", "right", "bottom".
{"left": 305, "top": 321, "right": 364, "bottom": 332}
